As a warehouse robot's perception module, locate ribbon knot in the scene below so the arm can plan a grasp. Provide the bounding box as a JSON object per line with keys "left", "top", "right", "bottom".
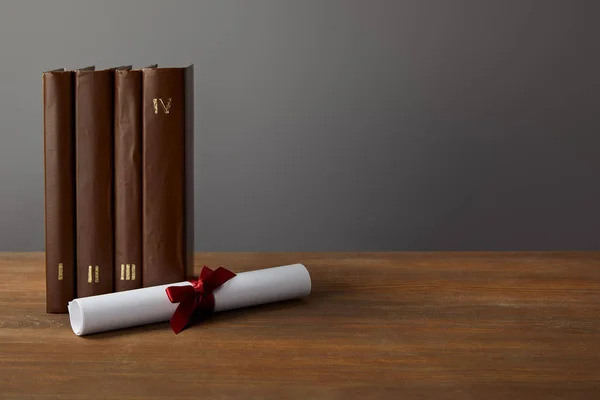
{"left": 192, "top": 279, "right": 204, "bottom": 294}
{"left": 165, "top": 266, "right": 236, "bottom": 334}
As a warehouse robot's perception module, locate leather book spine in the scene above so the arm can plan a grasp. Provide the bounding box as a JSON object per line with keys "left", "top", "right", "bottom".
{"left": 43, "top": 69, "right": 76, "bottom": 313}
{"left": 114, "top": 68, "right": 142, "bottom": 291}
{"left": 75, "top": 69, "right": 114, "bottom": 297}
{"left": 142, "top": 66, "right": 194, "bottom": 287}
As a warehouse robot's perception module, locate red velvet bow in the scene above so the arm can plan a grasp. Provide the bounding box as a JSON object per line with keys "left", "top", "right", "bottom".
{"left": 165, "top": 266, "right": 236, "bottom": 334}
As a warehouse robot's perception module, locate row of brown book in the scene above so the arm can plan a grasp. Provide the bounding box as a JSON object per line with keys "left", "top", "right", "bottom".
{"left": 43, "top": 64, "right": 194, "bottom": 313}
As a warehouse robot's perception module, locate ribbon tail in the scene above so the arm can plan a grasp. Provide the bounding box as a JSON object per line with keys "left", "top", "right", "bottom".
{"left": 170, "top": 299, "right": 196, "bottom": 334}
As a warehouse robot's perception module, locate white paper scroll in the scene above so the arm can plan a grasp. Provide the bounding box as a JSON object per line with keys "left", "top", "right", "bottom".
{"left": 68, "top": 263, "right": 311, "bottom": 336}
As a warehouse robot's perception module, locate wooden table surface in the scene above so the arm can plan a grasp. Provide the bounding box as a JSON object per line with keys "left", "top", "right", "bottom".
{"left": 1, "top": 252, "right": 600, "bottom": 399}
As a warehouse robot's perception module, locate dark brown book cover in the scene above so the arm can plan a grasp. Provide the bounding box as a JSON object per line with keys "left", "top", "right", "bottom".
{"left": 75, "top": 67, "right": 114, "bottom": 297}
{"left": 43, "top": 68, "right": 76, "bottom": 313}
{"left": 114, "top": 66, "right": 142, "bottom": 291}
{"left": 142, "top": 65, "right": 194, "bottom": 287}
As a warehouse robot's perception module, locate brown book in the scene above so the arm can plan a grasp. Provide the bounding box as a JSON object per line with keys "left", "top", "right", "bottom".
{"left": 114, "top": 66, "right": 142, "bottom": 291}
{"left": 142, "top": 65, "right": 194, "bottom": 287}
{"left": 75, "top": 66, "right": 114, "bottom": 297}
{"left": 43, "top": 68, "right": 76, "bottom": 313}
{"left": 114, "top": 65, "right": 157, "bottom": 291}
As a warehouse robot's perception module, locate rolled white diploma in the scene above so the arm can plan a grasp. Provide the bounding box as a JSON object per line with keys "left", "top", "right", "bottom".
{"left": 68, "top": 263, "right": 311, "bottom": 336}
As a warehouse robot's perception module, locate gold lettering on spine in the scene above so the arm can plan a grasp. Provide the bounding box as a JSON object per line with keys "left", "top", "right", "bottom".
{"left": 126, "top": 264, "right": 131, "bottom": 280}
{"left": 120, "top": 264, "right": 125, "bottom": 280}
{"left": 132, "top": 264, "right": 136, "bottom": 280}
{"left": 88, "top": 266, "right": 92, "bottom": 283}
{"left": 153, "top": 98, "right": 172, "bottom": 114}
{"left": 94, "top": 266, "right": 99, "bottom": 283}
{"left": 58, "top": 263, "right": 63, "bottom": 280}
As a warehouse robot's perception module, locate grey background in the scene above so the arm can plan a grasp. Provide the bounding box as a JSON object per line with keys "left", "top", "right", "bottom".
{"left": 1, "top": 0, "right": 599, "bottom": 251}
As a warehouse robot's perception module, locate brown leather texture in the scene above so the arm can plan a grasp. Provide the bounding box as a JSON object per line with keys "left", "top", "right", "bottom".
{"left": 43, "top": 70, "right": 76, "bottom": 313}
{"left": 142, "top": 66, "right": 194, "bottom": 287}
{"left": 75, "top": 68, "right": 114, "bottom": 297}
{"left": 114, "top": 69, "right": 142, "bottom": 291}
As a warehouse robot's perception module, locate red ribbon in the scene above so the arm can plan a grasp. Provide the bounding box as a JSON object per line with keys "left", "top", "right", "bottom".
{"left": 165, "top": 266, "right": 236, "bottom": 334}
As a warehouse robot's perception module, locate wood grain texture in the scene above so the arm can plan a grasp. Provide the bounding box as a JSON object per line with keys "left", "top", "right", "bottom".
{"left": 1, "top": 252, "right": 600, "bottom": 399}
